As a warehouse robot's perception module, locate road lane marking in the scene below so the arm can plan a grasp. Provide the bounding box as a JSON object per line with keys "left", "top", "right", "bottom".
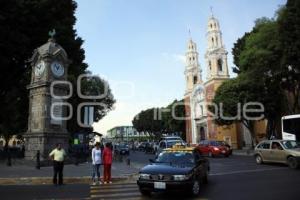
{"left": 91, "top": 191, "right": 140, "bottom": 198}
{"left": 210, "top": 167, "right": 288, "bottom": 176}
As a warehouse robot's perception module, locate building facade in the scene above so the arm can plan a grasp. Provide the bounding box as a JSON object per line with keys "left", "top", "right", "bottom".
{"left": 184, "top": 14, "right": 267, "bottom": 149}
{"left": 106, "top": 126, "right": 150, "bottom": 141}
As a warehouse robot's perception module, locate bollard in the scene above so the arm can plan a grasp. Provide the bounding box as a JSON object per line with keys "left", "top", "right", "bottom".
{"left": 7, "top": 149, "right": 12, "bottom": 166}
{"left": 74, "top": 151, "right": 79, "bottom": 166}
{"left": 36, "top": 150, "right": 40, "bottom": 169}
{"left": 126, "top": 158, "right": 130, "bottom": 166}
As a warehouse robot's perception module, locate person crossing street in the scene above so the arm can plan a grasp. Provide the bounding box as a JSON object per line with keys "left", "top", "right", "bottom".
{"left": 91, "top": 142, "right": 102, "bottom": 185}
{"left": 102, "top": 143, "right": 113, "bottom": 184}
{"left": 49, "top": 143, "right": 66, "bottom": 186}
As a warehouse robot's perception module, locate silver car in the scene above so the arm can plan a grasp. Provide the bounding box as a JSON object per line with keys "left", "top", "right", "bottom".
{"left": 254, "top": 140, "right": 300, "bottom": 169}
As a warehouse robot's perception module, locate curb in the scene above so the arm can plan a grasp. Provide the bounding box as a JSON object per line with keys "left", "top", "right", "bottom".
{"left": 0, "top": 173, "right": 139, "bottom": 185}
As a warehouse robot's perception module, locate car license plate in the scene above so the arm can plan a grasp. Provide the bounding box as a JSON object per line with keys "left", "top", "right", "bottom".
{"left": 154, "top": 182, "right": 166, "bottom": 189}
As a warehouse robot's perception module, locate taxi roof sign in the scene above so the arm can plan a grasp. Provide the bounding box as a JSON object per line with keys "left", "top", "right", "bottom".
{"left": 164, "top": 143, "right": 195, "bottom": 152}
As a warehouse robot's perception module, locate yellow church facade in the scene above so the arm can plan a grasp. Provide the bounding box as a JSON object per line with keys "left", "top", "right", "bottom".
{"left": 184, "top": 14, "right": 267, "bottom": 149}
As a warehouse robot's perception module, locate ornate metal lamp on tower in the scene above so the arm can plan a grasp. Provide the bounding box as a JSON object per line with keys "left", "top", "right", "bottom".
{"left": 24, "top": 30, "right": 71, "bottom": 161}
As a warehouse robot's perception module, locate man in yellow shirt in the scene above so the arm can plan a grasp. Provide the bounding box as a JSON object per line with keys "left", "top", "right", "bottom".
{"left": 49, "top": 143, "right": 66, "bottom": 185}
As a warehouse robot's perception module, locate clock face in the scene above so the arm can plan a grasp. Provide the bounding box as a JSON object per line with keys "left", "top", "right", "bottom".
{"left": 35, "top": 61, "right": 45, "bottom": 77}
{"left": 51, "top": 61, "right": 64, "bottom": 77}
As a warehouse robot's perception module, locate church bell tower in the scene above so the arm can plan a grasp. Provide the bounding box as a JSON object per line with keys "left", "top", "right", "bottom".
{"left": 184, "top": 37, "right": 202, "bottom": 96}
{"left": 205, "top": 14, "right": 229, "bottom": 80}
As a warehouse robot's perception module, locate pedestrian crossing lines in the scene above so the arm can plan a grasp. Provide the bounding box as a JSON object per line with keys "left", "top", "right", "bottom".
{"left": 90, "top": 182, "right": 143, "bottom": 200}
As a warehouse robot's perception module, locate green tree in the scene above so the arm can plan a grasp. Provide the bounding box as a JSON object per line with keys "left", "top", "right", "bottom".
{"left": 278, "top": 0, "right": 300, "bottom": 114}
{"left": 0, "top": 0, "right": 115, "bottom": 148}
{"left": 132, "top": 99, "right": 186, "bottom": 140}
{"left": 210, "top": 74, "right": 265, "bottom": 146}
{"left": 230, "top": 17, "right": 284, "bottom": 139}
{"left": 132, "top": 108, "right": 164, "bottom": 139}
{"left": 68, "top": 72, "right": 115, "bottom": 134}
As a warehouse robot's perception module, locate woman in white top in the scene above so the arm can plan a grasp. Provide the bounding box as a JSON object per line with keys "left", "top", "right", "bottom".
{"left": 92, "top": 142, "right": 102, "bottom": 185}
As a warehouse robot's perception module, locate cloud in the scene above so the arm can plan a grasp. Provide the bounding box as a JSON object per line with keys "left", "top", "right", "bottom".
{"left": 161, "top": 52, "right": 185, "bottom": 65}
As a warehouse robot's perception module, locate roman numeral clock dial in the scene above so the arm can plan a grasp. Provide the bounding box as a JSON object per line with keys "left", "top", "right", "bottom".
{"left": 51, "top": 61, "right": 64, "bottom": 77}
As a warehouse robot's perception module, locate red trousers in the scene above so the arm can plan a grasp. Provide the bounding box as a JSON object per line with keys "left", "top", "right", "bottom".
{"left": 103, "top": 164, "right": 111, "bottom": 182}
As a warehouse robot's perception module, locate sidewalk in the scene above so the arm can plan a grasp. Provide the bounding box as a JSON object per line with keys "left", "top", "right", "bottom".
{"left": 0, "top": 160, "right": 139, "bottom": 185}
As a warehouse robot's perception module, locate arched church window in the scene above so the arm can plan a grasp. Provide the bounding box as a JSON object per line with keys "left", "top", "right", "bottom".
{"left": 210, "top": 24, "right": 213, "bottom": 28}
{"left": 211, "top": 37, "right": 214, "bottom": 46}
{"left": 214, "top": 23, "right": 216, "bottom": 28}
{"left": 193, "top": 76, "right": 197, "bottom": 85}
{"left": 218, "top": 59, "right": 223, "bottom": 71}
{"left": 209, "top": 60, "right": 212, "bottom": 70}
{"left": 216, "top": 37, "right": 218, "bottom": 46}
{"left": 193, "top": 57, "right": 195, "bottom": 60}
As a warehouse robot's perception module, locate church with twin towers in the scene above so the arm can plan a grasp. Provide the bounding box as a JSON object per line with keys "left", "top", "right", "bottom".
{"left": 183, "top": 12, "right": 266, "bottom": 148}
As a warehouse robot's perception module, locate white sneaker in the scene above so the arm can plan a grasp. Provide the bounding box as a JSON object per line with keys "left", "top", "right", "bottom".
{"left": 99, "top": 181, "right": 103, "bottom": 185}
{"left": 92, "top": 182, "right": 96, "bottom": 186}
{"left": 109, "top": 181, "right": 112, "bottom": 184}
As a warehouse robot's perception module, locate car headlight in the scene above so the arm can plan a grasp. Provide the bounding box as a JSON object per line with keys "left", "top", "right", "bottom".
{"left": 139, "top": 173, "right": 150, "bottom": 180}
{"left": 213, "top": 147, "right": 219, "bottom": 151}
{"left": 172, "top": 174, "right": 190, "bottom": 181}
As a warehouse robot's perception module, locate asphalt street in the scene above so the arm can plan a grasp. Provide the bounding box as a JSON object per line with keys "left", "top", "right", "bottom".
{"left": 0, "top": 151, "right": 299, "bottom": 200}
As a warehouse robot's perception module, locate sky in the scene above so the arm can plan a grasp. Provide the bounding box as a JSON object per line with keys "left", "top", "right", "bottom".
{"left": 74, "top": 0, "right": 286, "bottom": 135}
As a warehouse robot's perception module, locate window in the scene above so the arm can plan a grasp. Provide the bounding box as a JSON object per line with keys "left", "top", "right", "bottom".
{"left": 212, "top": 37, "right": 214, "bottom": 46}
{"left": 218, "top": 59, "right": 223, "bottom": 71}
{"left": 260, "top": 142, "right": 270, "bottom": 149}
{"left": 210, "top": 24, "right": 213, "bottom": 28}
{"left": 159, "top": 141, "right": 166, "bottom": 148}
{"left": 209, "top": 61, "right": 212, "bottom": 70}
{"left": 193, "top": 76, "right": 197, "bottom": 84}
{"left": 216, "top": 37, "right": 218, "bottom": 46}
{"left": 272, "top": 142, "right": 283, "bottom": 150}
{"left": 283, "top": 118, "right": 300, "bottom": 135}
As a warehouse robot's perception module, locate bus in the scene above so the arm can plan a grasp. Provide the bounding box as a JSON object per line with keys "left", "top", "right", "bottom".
{"left": 282, "top": 114, "right": 300, "bottom": 141}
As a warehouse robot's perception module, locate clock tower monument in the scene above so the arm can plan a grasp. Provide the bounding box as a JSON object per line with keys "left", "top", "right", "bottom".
{"left": 25, "top": 34, "right": 70, "bottom": 161}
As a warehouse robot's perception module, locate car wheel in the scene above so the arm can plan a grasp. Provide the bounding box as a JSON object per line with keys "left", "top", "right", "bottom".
{"left": 255, "top": 155, "right": 263, "bottom": 164}
{"left": 288, "top": 156, "right": 299, "bottom": 169}
{"left": 139, "top": 188, "right": 151, "bottom": 196}
{"left": 190, "top": 180, "right": 200, "bottom": 196}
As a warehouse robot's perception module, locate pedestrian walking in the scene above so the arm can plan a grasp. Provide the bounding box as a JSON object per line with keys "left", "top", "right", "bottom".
{"left": 102, "top": 142, "right": 113, "bottom": 184}
{"left": 92, "top": 142, "right": 102, "bottom": 185}
{"left": 49, "top": 143, "right": 66, "bottom": 186}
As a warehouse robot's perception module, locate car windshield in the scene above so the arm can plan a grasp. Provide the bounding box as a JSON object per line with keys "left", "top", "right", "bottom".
{"left": 281, "top": 141, "right": 300, "bottom": 149}
{"left": 156, "top": 151, "right": 194, "bottom": 165}
{"left": 210, "top": 141, "right": 225, "bottom": 146}
{"left": 166, "top": 140, "right": 182, "bottom": 147}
